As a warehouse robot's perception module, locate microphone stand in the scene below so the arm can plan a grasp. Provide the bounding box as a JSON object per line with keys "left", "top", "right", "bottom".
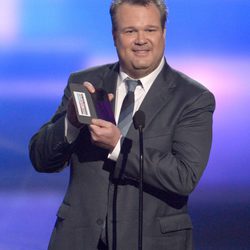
{"left": 133, "top": 110, "right": 145, "bottom": 250}
{"left": 138, "top": 124, "right": 144, "bottom": 250}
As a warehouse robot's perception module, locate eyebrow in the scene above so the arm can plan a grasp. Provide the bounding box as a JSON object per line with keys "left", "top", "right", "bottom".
{"left": 121, "top": 25, "right": 160, "bottom": 31}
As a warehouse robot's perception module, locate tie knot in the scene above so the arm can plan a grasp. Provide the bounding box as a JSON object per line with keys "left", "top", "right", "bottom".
{"left": 125, "top": 79, "right": 139, "bottom": 92}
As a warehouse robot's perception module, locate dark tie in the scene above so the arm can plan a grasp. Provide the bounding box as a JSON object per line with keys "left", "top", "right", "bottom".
{"left": 118, "top": 79, "right": 139, "bottom": 136}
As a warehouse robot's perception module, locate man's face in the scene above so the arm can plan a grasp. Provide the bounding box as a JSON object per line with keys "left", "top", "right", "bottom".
{"left": 113, "top": 3, "right": 166, "bottom": 79}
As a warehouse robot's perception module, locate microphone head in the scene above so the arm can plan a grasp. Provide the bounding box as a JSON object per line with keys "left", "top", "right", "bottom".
{"left": 133, "top": 110, "right": 145, "bottom": 130}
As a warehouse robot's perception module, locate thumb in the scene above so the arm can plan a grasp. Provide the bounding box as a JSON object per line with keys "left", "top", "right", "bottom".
{"left": 108, "top": 93, "right": 114, "bottom": 102}
{"left": 83, "top": 81, "right": 95, "bottom": 94}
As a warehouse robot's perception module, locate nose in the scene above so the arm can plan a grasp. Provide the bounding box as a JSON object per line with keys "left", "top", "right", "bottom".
{"left": 135, "top": 31, "right": 147, "bottom": 45}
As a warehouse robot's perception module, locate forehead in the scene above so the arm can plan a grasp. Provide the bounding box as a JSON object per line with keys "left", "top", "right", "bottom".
{"left": 115, "top": 3, "right": 162, "bottom": 28}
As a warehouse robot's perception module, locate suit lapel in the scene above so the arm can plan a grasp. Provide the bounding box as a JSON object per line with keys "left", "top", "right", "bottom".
{"left": 102, "top": 63, "right": 119, "bottom": 112}
{"left": 127, "top": 62, "right": 177, "bottom": 138}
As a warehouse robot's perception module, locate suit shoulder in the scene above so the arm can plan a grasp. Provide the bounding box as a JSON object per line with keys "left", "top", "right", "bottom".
{"left": 68, "top": 63, "right": 117, "bottom": 84}
{"left": 170, "top": 67, "right": 214, "bottom": 97}
{"left": 167, "top": 67, "right": 215, "bottom": 109}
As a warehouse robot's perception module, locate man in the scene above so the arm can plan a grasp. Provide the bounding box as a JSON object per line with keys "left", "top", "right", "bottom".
{"left": 29, "top": 0, "right": 215, "bottom": 249}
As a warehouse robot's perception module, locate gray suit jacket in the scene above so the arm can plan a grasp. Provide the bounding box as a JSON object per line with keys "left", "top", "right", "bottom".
{"left": 29, "top": 60, "right": 215, "bottom": 250}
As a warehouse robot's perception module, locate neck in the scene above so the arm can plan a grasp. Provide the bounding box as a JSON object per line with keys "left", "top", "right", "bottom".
{"left": 120, "top": 58, "right": 165, "bottom": 79}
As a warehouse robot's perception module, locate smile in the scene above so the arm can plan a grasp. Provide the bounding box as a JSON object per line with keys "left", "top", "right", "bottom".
{"left": 133, "top": 49, "right": 150, "bottom": 55}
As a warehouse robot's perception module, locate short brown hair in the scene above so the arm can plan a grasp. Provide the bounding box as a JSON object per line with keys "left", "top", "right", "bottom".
{"left": 110, "top": 0, "right": 168, "bottom": 32}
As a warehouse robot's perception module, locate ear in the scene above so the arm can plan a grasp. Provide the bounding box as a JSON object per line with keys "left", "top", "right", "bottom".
{"left": 163, "top": 27, "right": 166, "bottom": 38}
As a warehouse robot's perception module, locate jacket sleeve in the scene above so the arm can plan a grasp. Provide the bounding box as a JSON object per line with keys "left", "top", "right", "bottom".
{"left": 29, "top": 81, "right": 75, "bottom": 173}
{"left": 114, "top": 90, "right": 215, "bottom": 196}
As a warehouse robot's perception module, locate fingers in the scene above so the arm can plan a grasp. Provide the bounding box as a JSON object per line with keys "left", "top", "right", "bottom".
{"left": 83, "top": 81, "right": 113, "bottom": 101}
{"left": 91, "top": 118, "right": 110, "bottom": 128}
{"left": 89, "top": 119, "right": 110, "bottom": 140}
{"left": 83, "top": 81, "right": 95, "bottom": 93}
{"left": 89, "top": 119, "right": 121, "bottom": 151}
{"left": 108, "top": 93, "right": 114, "bottom": 102}
{"left": 83, "top": 81, "right": 113, "bottom": 102}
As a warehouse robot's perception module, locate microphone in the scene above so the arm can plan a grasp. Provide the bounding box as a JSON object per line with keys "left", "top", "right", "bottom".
{"left": 133, "top": 110, "right": 145, "bottom": 130}
{"left": 133, "top": 110, "right": 145, "bottom": 250}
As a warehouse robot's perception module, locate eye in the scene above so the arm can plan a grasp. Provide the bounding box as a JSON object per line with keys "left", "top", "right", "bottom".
{"left": 146, "top": 28, "right": 157, "bottom": 33}
{"left": 125, "top": 29, "right": 135, "bottom": 34}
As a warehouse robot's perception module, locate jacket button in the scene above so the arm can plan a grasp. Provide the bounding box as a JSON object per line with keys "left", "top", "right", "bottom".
{"left": 52, "top": 142, "right": 64, "bottom": 151}
{"left": 96, "top": 218, "right": 104, "bottom": 226}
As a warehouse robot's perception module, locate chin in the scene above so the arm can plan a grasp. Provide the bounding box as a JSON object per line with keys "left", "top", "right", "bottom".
{"left": 132, "top": 61, "right": 151, "bottom": 69}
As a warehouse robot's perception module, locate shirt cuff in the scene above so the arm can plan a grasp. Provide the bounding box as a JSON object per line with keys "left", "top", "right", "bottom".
{"left": 65, "top": 116, "right": 80, "bottom": 144}
{"left": 108, "top": 136, "right": 122, "bottom": 161}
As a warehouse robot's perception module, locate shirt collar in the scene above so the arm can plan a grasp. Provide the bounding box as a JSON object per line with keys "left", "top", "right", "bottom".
{"left": 118, "top": 57, "right": 165, "bottom": 92}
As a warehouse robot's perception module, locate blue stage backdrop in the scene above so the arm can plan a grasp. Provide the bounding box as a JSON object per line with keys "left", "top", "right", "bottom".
{"left": 0, "top": 1, "right": 249, "bottom": 249}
